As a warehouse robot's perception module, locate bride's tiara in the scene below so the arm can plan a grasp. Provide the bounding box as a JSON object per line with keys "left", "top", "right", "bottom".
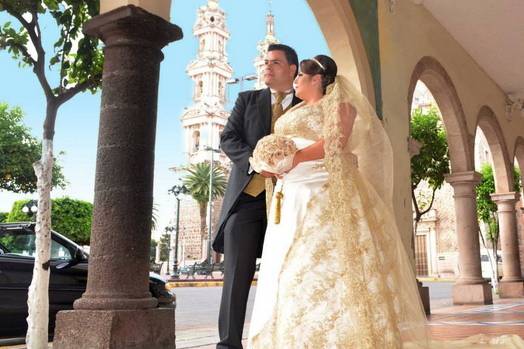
{"left": 310, "top": 58, "right": 326, "bottom": 71}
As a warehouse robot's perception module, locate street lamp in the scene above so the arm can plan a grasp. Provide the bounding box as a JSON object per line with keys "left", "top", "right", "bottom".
{"left": 226, "top": 74, "right": 257, "bottom": 92}
{"left": 22, "top": 200, "right": 38, "bottom": 221}
{"left": 168, "top": 184, "right": 188, "bottom": 278}
{"left": 203, "top": 145, "right": 221, "bottom": 264}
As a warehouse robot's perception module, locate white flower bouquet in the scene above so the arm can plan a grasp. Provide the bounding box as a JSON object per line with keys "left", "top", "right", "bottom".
{"left": 249, "top": 134, "right": 297, "bottom": 174}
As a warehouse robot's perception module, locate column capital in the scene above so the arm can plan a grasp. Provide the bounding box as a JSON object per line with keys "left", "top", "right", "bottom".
{"left": 445, "top": 171, "right": 481, "bottom": 186}
{"left": 491, "top": 191, "right": 520, "bottom": 204}
{"left": 84, "top": 5, "right": 182, "bottom": 49}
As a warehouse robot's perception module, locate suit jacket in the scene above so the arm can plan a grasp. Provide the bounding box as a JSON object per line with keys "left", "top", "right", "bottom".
{"left": 212, "top": 88, "right": 301, "bottom": 254}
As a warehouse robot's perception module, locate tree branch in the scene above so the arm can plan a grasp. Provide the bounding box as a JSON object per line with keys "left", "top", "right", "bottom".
{"left": 411, "top": 187, "right": 421, "bottom": 223}
{"left": 420, "top": 186, "right": 437, "bottom": 217}
{"left": 5, "top": 6, "right": 53, "bottom": 99}
{"left": 3, "top": 39, "right": 36, "bottom": 65}
{"left": 57, "top": 75, "right": 101, "bottom": 106}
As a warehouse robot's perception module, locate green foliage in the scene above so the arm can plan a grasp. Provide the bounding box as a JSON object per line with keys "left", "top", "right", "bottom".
{"left": 6, "top": 199, "right": 33, "bottom": 222}
{"left": 410, "top": 106, "right": 450, "bottom": 222}
{"left": 476, "top": 164, "right": 521, "bottom": 243}
{"left": 183, "top": 161, "right": 227, "bottom": 204}
{"left": 51, "top": 197, "right": 92, "bottom": 245}
{"left": 0, "top": 212, "right": 7, "bottom": 222}
{"left": 0, "top": 0, "right": 103, "bottom": 94}
{"left": 150, "top": 239, "right": 158, "bottom": 264}
{"left": 6, "top": 197, "right": 92, "bottom": 244}
{"left": 410, "top": 107, "right": 450, "bottom": 190}
{"left": 183, "top": 161, "right": 228, "bottom": 241}
{"left": 476, "top": 164, "right": 497, "bottom": 225}
{"left": 158, "top": 233, "right": 170, "bottom": 262}
{"left": 0, "top": 103, "right": 66, "bottom": 193}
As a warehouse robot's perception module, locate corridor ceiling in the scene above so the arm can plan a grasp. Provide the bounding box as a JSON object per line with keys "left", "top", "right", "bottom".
{"left": 419, "top": 0, "right": 524, "bottom": 100}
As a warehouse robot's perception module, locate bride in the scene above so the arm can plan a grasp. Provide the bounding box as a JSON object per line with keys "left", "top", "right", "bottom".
{"left": 247, "top": 54, "right": 524, "bottom": 348}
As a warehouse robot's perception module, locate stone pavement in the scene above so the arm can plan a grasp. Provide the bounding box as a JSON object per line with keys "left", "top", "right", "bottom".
{"left": 3, "top": 285, "right": 524, "bottom": 348}
{"left": 177, "top": 299, "right": 524, "bottom": 348}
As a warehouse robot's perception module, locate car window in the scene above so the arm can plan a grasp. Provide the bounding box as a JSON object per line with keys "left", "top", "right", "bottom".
{"left": 0, "top": 230, "right": 36, "bottom": 257}
{"left": 50, "top": 240, "right": 72, "bottom": 260}
{"left": 0, "top": 229, "right": 71, "bottom": 260}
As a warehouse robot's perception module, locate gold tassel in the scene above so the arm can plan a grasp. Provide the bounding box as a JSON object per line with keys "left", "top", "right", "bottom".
{"left": 274, "top": 190, "right": 283, "bottom": 224}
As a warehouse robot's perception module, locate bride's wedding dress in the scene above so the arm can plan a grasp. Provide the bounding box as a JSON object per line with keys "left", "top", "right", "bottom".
{"left": 247, "top": 77, "right": 524, "bottom": 348}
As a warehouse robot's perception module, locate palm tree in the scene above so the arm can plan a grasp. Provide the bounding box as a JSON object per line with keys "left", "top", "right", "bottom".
{"left": 182, "top": 161, "right": 227, "bottom": 249}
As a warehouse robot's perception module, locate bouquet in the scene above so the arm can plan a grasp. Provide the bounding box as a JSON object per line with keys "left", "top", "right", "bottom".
{"left": 249, "top": 134, "right": 297, "bottom": 175}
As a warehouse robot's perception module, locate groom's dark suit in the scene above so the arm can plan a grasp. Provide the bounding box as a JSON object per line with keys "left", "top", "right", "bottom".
{"left": 213, "top": 88, "right": 300, "bottom": 349}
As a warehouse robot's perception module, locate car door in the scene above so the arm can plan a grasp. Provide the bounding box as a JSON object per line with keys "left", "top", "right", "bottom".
{"left": 0, "top": 228, "right": 38, "bottom": 338}
{"left": 47, "top": 235, "right": 87, "bottom": 323}
{"left": 0, "top": 227, "right": 87, "bottom": 338}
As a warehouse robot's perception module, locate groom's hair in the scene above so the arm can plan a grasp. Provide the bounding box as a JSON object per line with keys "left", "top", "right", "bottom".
{"left": 268, "top": 44, "right": 299, "bottom": 77}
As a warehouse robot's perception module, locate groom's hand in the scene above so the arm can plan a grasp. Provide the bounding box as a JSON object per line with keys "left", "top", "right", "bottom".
{"left": 259, "top": 170, "right": 277, "bottom": 178}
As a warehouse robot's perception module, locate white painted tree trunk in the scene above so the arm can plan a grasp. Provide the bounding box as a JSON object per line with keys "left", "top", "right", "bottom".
{"left": 26, "top": 139, "right": 54, "bottom": 349}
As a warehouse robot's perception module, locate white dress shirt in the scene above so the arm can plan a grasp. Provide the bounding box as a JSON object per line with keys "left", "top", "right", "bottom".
{"left": 270, "top": 88, "right": 294, "bottom": 110}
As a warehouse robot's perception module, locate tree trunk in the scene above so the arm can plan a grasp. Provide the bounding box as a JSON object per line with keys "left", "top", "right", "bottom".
{"left": 199, "top": 201, "right": 207, "bottom": 259}
{"left": 26, "top": 138, "right": 54, "bottom": 349}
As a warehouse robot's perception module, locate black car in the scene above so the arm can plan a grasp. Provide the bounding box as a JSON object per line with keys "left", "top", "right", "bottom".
{"left": 0, "top": 222, "right": 175, "bottom": 339}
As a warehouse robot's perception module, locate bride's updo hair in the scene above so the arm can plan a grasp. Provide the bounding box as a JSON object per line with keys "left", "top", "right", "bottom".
{"left": 299, "top": 55, "right": 337, "bottom": 94}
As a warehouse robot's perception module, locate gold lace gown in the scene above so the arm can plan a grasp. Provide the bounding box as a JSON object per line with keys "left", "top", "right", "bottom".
{"left": 247, "top": 77, "right": 524, "bottom": 349}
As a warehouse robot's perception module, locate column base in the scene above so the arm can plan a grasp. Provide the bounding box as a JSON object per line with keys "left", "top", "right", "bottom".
{"left": 53, "top": 308, "right": 175, "bottom": 349}
{"left": 500, "top": 280, "right": 524, "bottom": 298}
{"left": 453, "top": 282, "right": 493, "bottom": 305}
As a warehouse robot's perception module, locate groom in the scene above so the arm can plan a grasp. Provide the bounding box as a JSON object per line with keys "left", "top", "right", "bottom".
{"left": 213, "top": 44, "right": 300, "bottom": 349}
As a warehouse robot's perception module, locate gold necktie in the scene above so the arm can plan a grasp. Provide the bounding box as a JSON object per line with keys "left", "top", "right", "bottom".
{"left": 244, "top": 92, "right": 287, "bottom": 197}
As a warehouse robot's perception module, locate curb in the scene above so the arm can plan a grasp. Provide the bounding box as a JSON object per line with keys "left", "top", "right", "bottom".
{"left": 166, "top": 280, "right": 258, "bottom": 289}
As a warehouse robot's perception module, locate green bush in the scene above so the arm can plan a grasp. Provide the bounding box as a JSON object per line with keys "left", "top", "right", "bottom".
{"left": 6, "top": 197, "right": 93, "bottom": 245}
{"left": 51, "top": 198, "right": 93, "bottom": 245}
{"left": 0, "top": 212, "right": 8, "bottom": 222}
{"left": 6, "top": 199, "right": 33, "bottom": 222}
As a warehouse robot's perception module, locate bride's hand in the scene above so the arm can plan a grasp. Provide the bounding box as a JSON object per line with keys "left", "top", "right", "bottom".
{"left": 278, "top": 151, "right": 302, "bottom": 179}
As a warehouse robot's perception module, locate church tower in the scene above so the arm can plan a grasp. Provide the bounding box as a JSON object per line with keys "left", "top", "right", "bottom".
{"left": 181, "top": 0, "right": 232, "bottom": 165}
{"left": 254, "top": 10, "right": 280, "bottom": 89}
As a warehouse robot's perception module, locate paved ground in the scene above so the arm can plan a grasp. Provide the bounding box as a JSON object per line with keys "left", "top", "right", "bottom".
{"left": 4, "top": 281, "right": 523, "bottom": 348}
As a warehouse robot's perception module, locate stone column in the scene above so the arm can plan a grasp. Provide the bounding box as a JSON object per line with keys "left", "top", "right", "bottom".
{"left": 491, "top": 192, "right": 524, "bottom": 297}
{"left": 53, "top": 6, "right": 182, "bottom": 349}
{"left": 446, "top": 171, "right": 493, "bottom": 304}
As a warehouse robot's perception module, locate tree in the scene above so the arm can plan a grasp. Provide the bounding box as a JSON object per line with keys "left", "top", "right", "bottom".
{"left": 476, "top": 164, "right": 521, "bottom": 286}
{"left": 410, "top": 106, "right": 450, "bottom": 232}
{"left": 150, "top": 239, "right": 158, "bottom": 264}
{"left": 0, "top": 103, "right": 66, "bottom": 193}
{"left": 6, "top": 198, "right": 93, "bottom": 244}
{"left": 158, "top": 232, "right": 170, "bottom": 263}
{"left": 0, "top": 1, "right": 103, "bottom": 344}
{"left": 182, "top": 161, "right": 227, "bottom": 250}
{"left": 0, "top": 212, "right": 7, "bottom": 222}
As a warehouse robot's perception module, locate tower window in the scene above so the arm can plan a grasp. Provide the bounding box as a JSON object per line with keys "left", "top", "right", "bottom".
{"left": 193, "top": 130, "right": 200, "bottom": 152}
{"left": 198, "top": 80, "right": 203, "bottom": 96}
{"left": 210, "top": 16, "right": 215, "bottom": 22}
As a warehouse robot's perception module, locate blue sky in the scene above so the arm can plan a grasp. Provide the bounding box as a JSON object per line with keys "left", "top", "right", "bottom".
{"left": 0, "top": 0, "right": 329, "bottom": 236}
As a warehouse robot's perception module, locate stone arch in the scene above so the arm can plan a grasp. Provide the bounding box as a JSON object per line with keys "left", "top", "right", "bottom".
{"left": 306, "top": 0, "right": 375, "bottom": 104}
{"left": 408, "top": 56, "right": 473, "bottom": 173}
{"left": 514, "top": 137, "right": 524, "bottom": 187}
{"left": 475, "top": 106, "right": 513, "bottom": 193}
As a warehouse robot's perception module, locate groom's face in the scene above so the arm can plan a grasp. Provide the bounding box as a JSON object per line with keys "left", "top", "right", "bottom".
{"left": 264, "top": 50, "right": 296, "bottom": 91}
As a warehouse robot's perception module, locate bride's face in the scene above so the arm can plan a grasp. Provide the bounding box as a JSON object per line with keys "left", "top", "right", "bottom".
{"left": 294, "top": 72, "right": 321, "bottom": 101}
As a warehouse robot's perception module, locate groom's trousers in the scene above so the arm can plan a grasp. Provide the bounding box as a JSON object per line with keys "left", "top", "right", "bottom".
{"left": 217, "top": 192, "right": 267, "bottom": 349}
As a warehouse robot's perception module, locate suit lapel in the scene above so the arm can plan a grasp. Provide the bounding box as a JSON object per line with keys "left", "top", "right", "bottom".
{"left": 257, "top": 88, "right": 272, "bottom": 135}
